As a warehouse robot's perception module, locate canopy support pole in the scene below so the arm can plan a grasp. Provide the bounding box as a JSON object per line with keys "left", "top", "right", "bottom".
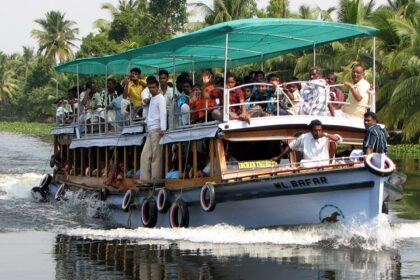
{"left": 260, "top": 54, "right": 264, "bottom": 71}
{"left": 223, "top": 32, "right": 229, "bottom": 122}
{"left": 372, "top": 37, "right": 376, "bottom": 113}
{"left": 105, "top": 66, "right": 109, "bottom": 134}
{"left": 192, "top": 61, "right": 195, "bottom": 84}
{"left": 76, "top": 65, "right": 80, "bottom": 125}
{"left": 313, "top": 43, "right": 316, "bottom": 67}
{"left": 172, "top": 54, "right": 177, "bottom": 130}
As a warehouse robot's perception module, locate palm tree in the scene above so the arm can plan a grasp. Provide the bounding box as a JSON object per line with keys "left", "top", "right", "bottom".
{"left": 386, "top": 0, "right": 415, "bottom": 11}
{"left": 266, "top": 0, "right": 289, "bottom": 18}
{"left": 190, "top": 0, "right": 257, "bottom": 25}
{"left": 337, "top": 0, "right": 376, "bottom": 24}
{"left": 31, "top": 11, "right": 79, "bottom": 64}
{"left": 374, "top": 2, "right": 420, "bottom": 141}
{"left": 297, "top": 5, "right": 315, "bottom": 19}
{"left": 313, "top": 6, "right": 336, "bottom": 21}
{"left": 0, "top": 53, "right": 19, "bottom": 104}
{"left": 101, "top": 0, "right": 140, "bottom": 16}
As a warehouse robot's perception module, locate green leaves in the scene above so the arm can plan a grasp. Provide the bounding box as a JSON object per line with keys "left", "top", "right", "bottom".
{"left": 31, "top": 11, "right": 79, "bottom": 64}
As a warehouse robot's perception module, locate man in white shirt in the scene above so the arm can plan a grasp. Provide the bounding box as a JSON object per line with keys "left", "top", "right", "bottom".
{"left": 272, "top": 119, "right": 342, "bottom": 167}
{"left": 140, "top": 78, "right": 167, "bottom": 182}
{"left": 159, "top": 70, "right": 176, "bottom": 130}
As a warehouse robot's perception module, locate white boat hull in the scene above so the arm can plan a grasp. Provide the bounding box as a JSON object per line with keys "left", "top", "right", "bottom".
{"left": 46, "top": 166, "right": 384, "bottom": 229}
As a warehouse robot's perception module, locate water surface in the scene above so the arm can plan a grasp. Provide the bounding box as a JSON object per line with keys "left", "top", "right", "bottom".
{"left": 1, "top": 131, "right": 419, "bottom": 279}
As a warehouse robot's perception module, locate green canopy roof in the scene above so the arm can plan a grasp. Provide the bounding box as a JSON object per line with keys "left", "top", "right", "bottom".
{"left": 56, "top": 18, "right": 378, "bottom": 75}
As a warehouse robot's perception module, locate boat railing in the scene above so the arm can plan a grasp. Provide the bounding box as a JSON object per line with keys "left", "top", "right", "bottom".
{"left": 55, "top": 80, "right": 374, "bottom": 135}
{"left": 222, "top": 81, "right": 372, "bottom": 121}
{"left": 223, "top": 155, "right": 366, "bottom": 181}
{"left": 54, "top": 100, "right": 144, "bottom": 138}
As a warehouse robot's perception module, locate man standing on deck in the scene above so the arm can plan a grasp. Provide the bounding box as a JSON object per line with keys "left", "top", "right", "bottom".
{"left": 272, "top": 119, "right": 342, "bottom": 167}
{"left": 363, "top": 111, "right": 388, "bottom": 154}
{"left": 140, "top": 78, "right": 167, "bottom": 182}
{"left": 159, "top": 70, "right": 175, "bottom": 130}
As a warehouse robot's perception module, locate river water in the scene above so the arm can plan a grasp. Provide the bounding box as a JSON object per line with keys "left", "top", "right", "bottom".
{"left": 0, "top": 132, "right": 419, "bottom": 280}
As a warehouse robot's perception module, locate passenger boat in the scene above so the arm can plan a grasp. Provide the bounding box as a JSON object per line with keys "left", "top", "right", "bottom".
{"left": 32, "top": 19, "right": 400, "bottom": 228}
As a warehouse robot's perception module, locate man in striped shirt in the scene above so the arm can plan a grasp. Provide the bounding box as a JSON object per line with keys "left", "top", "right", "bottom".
{"left": 363, "top": 111, "right": 388, "bottom": 154}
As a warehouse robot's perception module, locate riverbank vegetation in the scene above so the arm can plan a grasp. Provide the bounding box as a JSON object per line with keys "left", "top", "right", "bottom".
{"left": 0, "top": 0, "right": 418, "bottom": 142}
{"left": 389, "top": 144, "right": 420, "bottom": 154}
{"left": 0, "top": 121, "right": 54, "bottom": 138}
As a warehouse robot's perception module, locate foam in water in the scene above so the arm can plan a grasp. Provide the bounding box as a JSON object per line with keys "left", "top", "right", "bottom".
{"left": 0, "top": 173, "right": 43, "bottom": 200}
{"left": 64, "top": 215, "right": 420, "bottom": 251}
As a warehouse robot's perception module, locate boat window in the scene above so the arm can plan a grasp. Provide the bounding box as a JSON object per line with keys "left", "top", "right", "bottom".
{"left": 164, "top": 139, "right": 217, "bottom": 179}
{"left": 226, "top": 140, "right": 284, "bottom": 170}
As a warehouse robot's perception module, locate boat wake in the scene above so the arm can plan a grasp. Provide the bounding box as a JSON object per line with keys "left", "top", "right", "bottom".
{"left": 64, "top": 215, "right": 420, "bottom": 251}
{"left": 0, "top": 173, "right": 43, "bottom": 200}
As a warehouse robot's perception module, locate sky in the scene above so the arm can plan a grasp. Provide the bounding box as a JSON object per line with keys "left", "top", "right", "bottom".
{"left": 0, "top": 0, "right": 388, "bottom": 54}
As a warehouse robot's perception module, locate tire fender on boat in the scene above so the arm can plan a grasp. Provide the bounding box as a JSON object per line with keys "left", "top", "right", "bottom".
{"left": 100, "top": 187, "right": 110, "bottom": 201}
{"left": 200, "top": 183, "right": 216, "bottom": 212}
{"left": 31, "top": 187, "right": 49, "bottom": 202}
{"left": 365, "top": 153, "right": 395, "bottom": 177}
{"left": 40, "top": 174, "right": 52, "bottom": 190}
{"left": 157, "top": 188, "right": 171, "bottom": 213}
{"left": 169, "top": 198, "right": 189, "bottom": 228}
{"left": 55, "top": 183, "right": 67, "bottom": 201}
{"left": 121, "top": 189, "right": 135, "bottom": 212}
{"left": 141, "top": 197, "right": 158, "bottom": 228}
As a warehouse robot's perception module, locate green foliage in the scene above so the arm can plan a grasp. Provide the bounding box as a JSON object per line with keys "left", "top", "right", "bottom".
{"left": 78, "top": 33, "right": 120, "bottom": 58}
{"left": 389, "top": 144, "right": 420, "bottom": 153}
{"left": 31, "top": 11, "right": 79, "bottom": 64}
{"left": 0, "top": 121, "right": 54, "bottom": 138}
{"left": 149, "top": 0, "right": 188, "bottom": 36}
{"left": 374, "top": 2, "right": 420, "bottom": 142}
{"left": 266, "top": 0, "right": 290, "bottom": 18}
{"left": 191, "top": 0, "right": 257, "bottom": 25}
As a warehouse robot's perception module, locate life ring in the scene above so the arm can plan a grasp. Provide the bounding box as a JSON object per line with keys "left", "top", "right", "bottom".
{"left": 157, "top": 188, "right": 171, "bottom": 213}
{"left": 100, "top": 187, "right": 110, "bottom": 201}
{"left": 141, "top": 197, "right": 158, "bottom": 228}
{"left": 169, "top": 198, "right": 189, "bottom": 228}
{"left": 365, "top": 153, "right": 395, "bottom": 177}
{"left": 121, "top": 189, "right": 135, "bottom": 212}
{"left": 200, "top": 183, "right": 216, "bottom": 212}
{"left": 55, "top": 183, "right": 67, "bottom": 201}
{"left": 39, "top": 174, "right": 52, "bottom": 190}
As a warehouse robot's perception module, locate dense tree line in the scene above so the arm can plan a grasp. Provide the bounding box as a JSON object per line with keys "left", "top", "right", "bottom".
{"left": 0, "top": 0, "right": 418, "bottom": 142}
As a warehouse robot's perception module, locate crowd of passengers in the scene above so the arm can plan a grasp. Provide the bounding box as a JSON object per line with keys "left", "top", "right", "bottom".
{"left": 56, "top": 64, "right": 371, "bottom": 131}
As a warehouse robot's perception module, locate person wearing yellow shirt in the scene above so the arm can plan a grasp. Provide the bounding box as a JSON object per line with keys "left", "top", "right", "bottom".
{"left": 123, "top": 67, "right": 146, "bottom": 117}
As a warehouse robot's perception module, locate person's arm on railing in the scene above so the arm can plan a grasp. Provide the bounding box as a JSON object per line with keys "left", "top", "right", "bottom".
{"left": 343, "top": 81, "right": 363, "bottom": 102}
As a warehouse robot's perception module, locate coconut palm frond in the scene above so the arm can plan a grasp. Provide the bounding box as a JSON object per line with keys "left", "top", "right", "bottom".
{"left": 390, "top": 75, "right": 420, "bottom": 105}
{"left": 402, "top": 109, "right": 420, "bottom": 142}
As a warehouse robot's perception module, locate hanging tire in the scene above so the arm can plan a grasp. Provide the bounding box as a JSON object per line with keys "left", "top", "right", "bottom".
{"left": 55, "top": 183, "right": 67, "bottom": 201}
{"left": 31, "top": 186, "right": 49, "bottom": 202}
{"left": 39, "top": 174, "right": 52, "bottom": 190}
{"left": 100, "top": 187, "right": 110, "bottom": 201}
{"left": 141, "top": 197, "right": 158, "bottom": 228}
{"left": 49, "top": 154, "right": 55, "bottom": 168}
{"left": 365, "top": 153, "right": 395, "bottom": 177}
{"left": 169, "top": 198, "right": 189, "bottom": 228}
{"left": 200, "top": 183, "right": 216, "bottom": 212}
{"left": 122, "top": 189, "right": 135, "bottom": 212}
{"left": 157, "top": 188, "right": 171, "bottom": 213}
